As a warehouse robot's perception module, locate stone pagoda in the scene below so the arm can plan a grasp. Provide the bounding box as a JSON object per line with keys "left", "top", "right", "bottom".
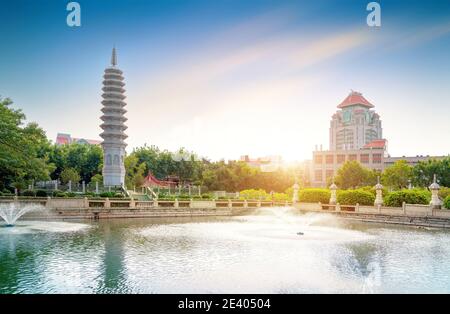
{"left": 100, "top": 47, "right": 127, "bottom": 187}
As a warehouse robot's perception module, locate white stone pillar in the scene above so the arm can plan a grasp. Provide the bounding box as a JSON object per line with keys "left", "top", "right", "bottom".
{"left": 95, "top": 181, "right": 99, "bottom": 194}
{"left": 174, "top": 198, "right": 179, "bottom": 208}
{"left": 82, "top": 181, "right": 86, "bottom": 194}
{"left": 228, "top": 199, "right": 232, "bottom": 209}
{"left": 244, "top": 199, "right": 248, "bottom": 208}
{"left": 329, "top": 181, "right": 337, "bottom": 205}
{"left": 374, "top": 176, "right": 383, "bottom": 207}
{"left": 68, "top": 180, "right": 72, "bottom": 192}
{"left": 104, "top": 197, "right": 111, "bottom": 208}
{"left": 429, "top": 174, "right": 442, "bottom": 209}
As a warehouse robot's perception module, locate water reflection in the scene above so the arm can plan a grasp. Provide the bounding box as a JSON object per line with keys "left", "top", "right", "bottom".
{"left": 1, "top": 209, "right": 450, "bottom": 293}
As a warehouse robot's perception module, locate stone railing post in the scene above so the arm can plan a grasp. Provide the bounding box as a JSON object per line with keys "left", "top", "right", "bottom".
{"left": 68, "top": 180, "right": 72, "bottom": 192}
{"left": 84, "top": 197, "right": 89, "bottom": 208}
{"left": 46, "top": 196, "right": 52, "bottom": 209}
{"left": 318, "top": 201, "right": 322, "bottom": 210}
{"left": 174, "top": 198, "right": 179, "bottom": 208}
{"left": 402, "top": 201, "right": 406, "bottom": 215}
{"left": 292, "top": 182, "right": 299, "bottom": 204}
{"left": 374, "top": 176, "right": 383, "bottom": 207}
{"left": 285, "top": 200, "right": 289, "bottom": 207}
{"left": 244, "top": 199, "right": 248, "bottom": 208}
{"left": 189, "top": 198, "right": 193, "bottom": 208}
{"left": 336, "top": 203, "right": 341, "bottom": 212}
{"left": 429, "top": 174, "right": 442, "bottom": 209}
{"left": 355, "top": 203, "right": 359, "bottom": 213}
{"left": 82, "top": 181, "right": 86, "bottom": 194}
{"left": 228, "top": 199, "right": 232, "bottom": 209}
{"left": 329, "top": 181, "right": 337, "bottom": 205}
{"left": 104, "top": 197, "right": 111, "bottom": 208}
{"left": 257, "top": 200, "right": 261, "bottom": 208}
{"left": 130, "top": 197, "right": 135, "bottom": 209}
{"left": 153, "top": 198, "right": 159, "bottom": 207}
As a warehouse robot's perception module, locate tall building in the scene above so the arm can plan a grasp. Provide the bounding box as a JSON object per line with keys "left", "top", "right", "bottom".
{"left": 329, "top": 91, "right": 382, "bottom": 150}
{"left": 310, "top": 91, "right": 445, "bottom": 187}
{"left": 100, "top": 48, "right": 128, "bottom": 187}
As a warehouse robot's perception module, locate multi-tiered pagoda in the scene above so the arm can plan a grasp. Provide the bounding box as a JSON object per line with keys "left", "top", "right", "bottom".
{"left": 100, "top": 48, "right": 128, "bottom": 187}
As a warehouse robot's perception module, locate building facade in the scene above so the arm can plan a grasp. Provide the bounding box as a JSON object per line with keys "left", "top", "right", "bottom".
{"left": 310, "top": 91, "right": 445, "bottom": 187}
{"left": 329, "top": 91, "right": 382, "bottom": 151}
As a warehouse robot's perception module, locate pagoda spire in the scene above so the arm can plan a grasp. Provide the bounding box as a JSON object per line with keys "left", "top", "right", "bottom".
{"left": 111, "top": 46, "right": 117, "bottom": 66}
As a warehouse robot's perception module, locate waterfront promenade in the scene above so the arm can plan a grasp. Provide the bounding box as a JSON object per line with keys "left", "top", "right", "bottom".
{"left": 1, "top": 197, "right": 450, "bottom": 228}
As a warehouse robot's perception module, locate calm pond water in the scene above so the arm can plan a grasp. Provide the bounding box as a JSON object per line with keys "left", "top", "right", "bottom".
{"left": 1, "top": 207, "right": 450, "bottom": 294}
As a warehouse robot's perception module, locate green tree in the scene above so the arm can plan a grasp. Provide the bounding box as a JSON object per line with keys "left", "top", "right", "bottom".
{"left": 60, "top": 168, "right": 81, "bottom": 184}
{"left": 335, "top": 161, "right": 373, "bottom": 189}
{"left": 0, "top": 97, "right": 53, "bottom": 191}
{"left": 412, "top": 157, "right": 450, "bottom": 188}
{"left": 382, "top": 160, "right": 413, "bottom": 190}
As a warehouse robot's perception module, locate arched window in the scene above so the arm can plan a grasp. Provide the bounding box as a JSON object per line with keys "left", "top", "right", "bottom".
{"left": 113, "top": 155, "right": 120, "bottom": 165}
{"left": 106, "top": 154, "right": 112, "bottom": 165}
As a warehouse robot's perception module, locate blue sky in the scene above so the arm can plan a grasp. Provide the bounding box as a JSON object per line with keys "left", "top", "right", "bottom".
{"left": 1, "top": 0, "right": 450, "bottom": 161}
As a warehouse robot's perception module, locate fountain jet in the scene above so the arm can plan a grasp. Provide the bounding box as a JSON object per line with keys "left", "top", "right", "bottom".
{"left": 0, "top": 203, "right": 42, "bottom": 226}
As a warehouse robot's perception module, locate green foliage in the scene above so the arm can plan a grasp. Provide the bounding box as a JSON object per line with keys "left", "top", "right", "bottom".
{"left": 337, "top": 189, "right": 375, "bottom": 205}
{"left": 335, "top": 161, "right": 378, "bottom": 189}
{"left": 52, "top": 190, "right": 67, "bottom": 197}
{"left": 239, "top": 189, "right": 268, "bottom": 200}
{"left": 60, "top": 168, "right": 81, "bottom": 184}
{"left": 35, "top": 189, "right": 48, "bottom": 197}
{"left": 298, "top": 189, "right": 330, "bottom": 204}
{"left": 99, "top": 192, "right": 116, "bottom": 198}
{"left": 48, "top": 143, "right": 103, "bottom": 183}
{"left": 384, "top": 190, "right": 431, "bottom": 207}
{"left": 412, "top": 157, "right": 450, "bottom": 188}
{"left": 90, "top": 174, "right": 103, "bottom": 183}
{"left": 438, "top": 187, "right": 450, "bottom": 200}
{"left": 382, "top": 160, "right": 413, "bottom": 190}
{"left": 272, "top": 192, "right": 289, "bottom": 201}
{"left": 22, "top": 190, "right": 36, "bottom": 197}
{"left": 0, "top": 97, "right": 53, "bottom": 191}
{"left": 443, "top": 196, "right": 450, "bottom": 209}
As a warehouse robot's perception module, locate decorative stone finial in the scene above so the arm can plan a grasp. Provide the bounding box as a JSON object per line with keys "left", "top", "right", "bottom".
{"left": 111, "top": 47, "right": 117, "bottom": 66}
{"left": 329, "top": 177, "right": 337, "bottom": 190}
{"left": 429, "top": 174, "right": 440, "bottom": 190}
{"left": 375, "top": 176, "right": 383, "bottom": 190}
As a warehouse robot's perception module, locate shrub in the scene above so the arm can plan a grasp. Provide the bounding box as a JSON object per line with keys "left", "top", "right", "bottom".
{"left": 22, "top": 190, "right": 36, "bottom": 197}
{"left": 298, "top": 189, "right": 330, "bottom": 204}
{"left": 201, "top": 193, "right": 211, "bottom": 199}
{"left": 52, "top": 190, "right": 66, "bottom": 197}
{"left": 66, "top": 192, "right": 77, "bottom": 198}
{"left": 99, "top": 192, "right": 115, "bottom": 198}
{"left": 114, "top": 192, "right": 124, "bottom": 198}
{"left": 272, "top": 192, "right": 289, "bottom": 201}
{"left": 337, "top": 189, "right": 375, "bottom": 206}
{"left": 239, "top": 189, "right": 268, "bottom": 200}
{"left": 35, "top": 190, "right": 48, "bottom": 197}
{"left": 384, "top": 190, "right": 430, "bottom": 207}
{"left": 444, "top": 196, "right": 450, "bottom": 209}
{"left": 439, "top": 187, "right": 450, "bottom": 200}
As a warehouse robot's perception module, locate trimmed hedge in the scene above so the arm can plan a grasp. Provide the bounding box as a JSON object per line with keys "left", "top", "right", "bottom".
{"left": 298, "top": 189, "right": 330, "bottom": 204}
{"left": 35, "top": 190, "right": 48, "bottom": 197}
{"left": 384, "top": 190, "right": 430, "bottom": 207}
{"left": 22, "top": 190, "right": 36, "bottom": 197}
{"left": 444, "top": 196, "right": 450, "bottom": 209}
{"left": 337, "top": 189, "right": 375, "bottom": 206}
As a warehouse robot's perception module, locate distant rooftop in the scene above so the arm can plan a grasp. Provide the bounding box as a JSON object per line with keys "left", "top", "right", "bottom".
{"left": 363, "top": 139, "right": 387, "bottom": 149}
{"left": 338, "top": 91, "right": 374, "bottom": 109}
{"left": 56, "top": 133, "right": 101, "bottom": 146}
